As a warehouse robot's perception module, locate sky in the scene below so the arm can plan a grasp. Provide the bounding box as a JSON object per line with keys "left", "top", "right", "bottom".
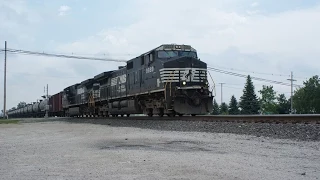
{"left": 0, "top": 0, "right": 320, "bottom": 110}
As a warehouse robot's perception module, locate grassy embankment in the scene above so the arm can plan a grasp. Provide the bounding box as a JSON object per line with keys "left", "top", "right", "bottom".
{"left": 0, "top": 119, "right": 20, "bottom": 124}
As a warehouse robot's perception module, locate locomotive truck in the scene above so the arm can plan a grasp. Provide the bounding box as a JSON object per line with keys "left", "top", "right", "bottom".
{"left": 8, "top": 44, "right": 214, "bottom": 118}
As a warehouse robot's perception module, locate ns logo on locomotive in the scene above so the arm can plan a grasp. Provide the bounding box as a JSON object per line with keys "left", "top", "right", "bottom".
{"left": 8, "top": 44, "right": 214, "bottom": 118}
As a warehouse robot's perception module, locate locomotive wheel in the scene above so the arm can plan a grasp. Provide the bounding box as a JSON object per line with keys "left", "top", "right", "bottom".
{"left": 159, "top": 108, "right": 164, "bottom": 117}
{"left": 167, "top": 113, "right": 175, "bottom": 117}
{"left": 147, "top": 108, "right": 153, "bottom": 117}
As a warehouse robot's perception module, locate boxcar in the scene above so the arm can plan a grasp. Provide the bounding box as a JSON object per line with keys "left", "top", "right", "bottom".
{"left": 49, "top": 92, "right": 64, "bottom": 117}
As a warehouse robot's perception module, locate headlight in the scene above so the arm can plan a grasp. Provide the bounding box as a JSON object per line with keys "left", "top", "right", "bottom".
{"left": 182, "top": 81, "right": 186, "bottom": 85}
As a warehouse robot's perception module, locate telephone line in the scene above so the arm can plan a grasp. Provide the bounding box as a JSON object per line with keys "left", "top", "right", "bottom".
{"left": 0, "top": 69, "right": 81, "bottom": 79}
{"left": 207, "top": 67, "right": 302, "bottom": 87}
{"left": 0, "top": 47, "right": 304, "bottom": 88}
{"left": 212, "top": 65, "right": 291, "bottom": 77}
{"left": 0, "top": 48, "right": 127, "bottom": 62}
{"left": 1, "top": 47, "right": 310, "bottom": 79}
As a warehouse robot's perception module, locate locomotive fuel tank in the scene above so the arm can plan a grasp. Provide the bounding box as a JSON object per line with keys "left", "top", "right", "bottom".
{"left": 108, "top": 99, "right": 142, "bottom": 115}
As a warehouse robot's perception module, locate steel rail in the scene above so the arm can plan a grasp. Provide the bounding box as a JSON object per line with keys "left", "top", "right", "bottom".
{"left": 70, "top": 114, "right": 320, "bottom": 124}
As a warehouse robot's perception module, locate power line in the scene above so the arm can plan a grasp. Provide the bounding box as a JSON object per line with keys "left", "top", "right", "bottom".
{"left": 2, "top": 47, "right": 313, "bottom": 79}
{"left": 210, "top": 64, "right": 310, "bottom": 80}
{"left": 220, "top": 84, "right": 293, "bottom": 94}
{"left": 212, "top": 65, "right": 291, "bottom": 77}
{"left": 0, "top": 69, "right": 82, "bottom": 79}
{"left": 0, "top": 46, "right": 305, "bottom": 88}
{"left": 0, "top": 48, "right": 127, "bottom": 63}
{"left": 207, "top": 67, "right": 302, "bottom": 87}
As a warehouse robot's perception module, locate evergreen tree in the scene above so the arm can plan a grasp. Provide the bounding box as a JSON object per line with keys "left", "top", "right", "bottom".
{"left": 211, "top": 99, "right": 220, "bottom": 115}
{"left": 239, "top": 75, "right": 260, "bottom": 114}
{"left": 228, "top": 95, "right": 240, "bottom": 115}
{"left": 220, "top": 102, "right": 228, "bottom": 115}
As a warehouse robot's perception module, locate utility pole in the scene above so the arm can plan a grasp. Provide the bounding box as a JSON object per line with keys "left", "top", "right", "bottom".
{"left": 3, "top": 41, "right": 7, "bottom": 119}
{"left": 287, "top": 72, "right": 296, "bottom": 114}
{"left": 219, "top": 83, "right": 225, "bottom": 104}
{"left": 45, "top": 84, "right": 49, "bottom": 118}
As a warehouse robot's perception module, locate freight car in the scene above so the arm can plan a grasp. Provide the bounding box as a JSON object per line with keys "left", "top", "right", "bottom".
{"left": 7, "top": 44, "right": 214, "bottom": 118}
{"left": 7, "top": 99, "right": 48, "bottom": 118}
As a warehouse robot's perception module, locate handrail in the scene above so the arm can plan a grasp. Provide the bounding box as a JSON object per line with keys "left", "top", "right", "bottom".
{"left": 207, "top": 71, "right": 216, "bottom": 97}
{"left": 88, "top": 90, "right": 95, "bottom": 107}
{"left": 164, "top": 70, "right": 176, "bottom": 100}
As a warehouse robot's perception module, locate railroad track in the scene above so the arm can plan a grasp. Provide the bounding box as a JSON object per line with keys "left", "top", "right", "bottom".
{"left": 69, "top": 114, "right": 320, "bottom": 124}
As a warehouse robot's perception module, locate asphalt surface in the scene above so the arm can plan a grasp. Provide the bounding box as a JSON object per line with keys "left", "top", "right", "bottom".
{"left": 0, "top": 120, "right": 319, "bottom": 180}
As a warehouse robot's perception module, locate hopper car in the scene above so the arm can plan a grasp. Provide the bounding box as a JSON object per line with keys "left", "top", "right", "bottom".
{"left": 7, "top": 44, "right": 214, "bottom": 118}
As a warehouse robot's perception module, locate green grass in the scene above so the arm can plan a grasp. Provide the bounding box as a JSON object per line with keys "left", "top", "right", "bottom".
{"left": 0, "top": 119, "right": 20, "bottom": 124}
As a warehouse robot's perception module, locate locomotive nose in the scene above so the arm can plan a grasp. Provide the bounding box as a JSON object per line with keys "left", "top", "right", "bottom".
{"left": 163, "top": 56, "right": 207, "bottom": 69}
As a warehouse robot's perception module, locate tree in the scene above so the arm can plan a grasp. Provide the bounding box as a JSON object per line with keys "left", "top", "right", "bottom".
{"left": 293, "top": 75, "right": 320, "bottom": 114}
{"left": 219, "top": 102, "right": 228, "bottom": 115}
{"left": 228, "top": 95, "right": 240, "bottom": 115}
{"left": 17, "top": 102, "right": 26, "bottom": 109}
{"left": 239, "top": 75, "right": 260, "bottom": 114}
{"left": 258, "top": 85, "right": 278, "bottom": 114}
{"left": 276, "top": 94, "right": 290, "bottom": 114}
{"left": 211, "top": 99, "right": 220, "bottom": 115}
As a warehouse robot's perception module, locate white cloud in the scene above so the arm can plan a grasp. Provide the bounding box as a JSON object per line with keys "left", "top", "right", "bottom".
{"left": 251, "top": 2, "right": 259, "bottom": 7}
{"left": 1, "top": 0, "right": 320, "bottom": 109}
{"left": 246, "top": 10, "right": 260, "bottom": 15}
{"left": 55, "top": 0, "right": 320, "bottom": 104}
{"left": 58, "top": 5, "right": 71, "bottom": 16}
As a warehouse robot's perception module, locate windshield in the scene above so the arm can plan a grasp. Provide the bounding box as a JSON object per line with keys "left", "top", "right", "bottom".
{"left": 157, "top": 50, "right": 197, "bottom": 59}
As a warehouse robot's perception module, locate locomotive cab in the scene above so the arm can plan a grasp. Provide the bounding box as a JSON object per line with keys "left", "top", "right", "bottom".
{"left": 141, "top": 44, "right": 214, "bottom": 116}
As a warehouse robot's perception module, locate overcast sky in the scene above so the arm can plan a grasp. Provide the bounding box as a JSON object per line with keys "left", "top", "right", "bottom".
{"left": 1, "top": 0, "right": 320, "bottom": 110}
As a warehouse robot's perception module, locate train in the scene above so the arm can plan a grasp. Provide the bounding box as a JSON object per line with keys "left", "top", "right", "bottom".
{"left": 7, "top": 44, "right": 214, "bottom": 118}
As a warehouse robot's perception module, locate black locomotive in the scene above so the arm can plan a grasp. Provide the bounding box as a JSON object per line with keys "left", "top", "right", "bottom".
{"left": 8, "top": 44, "right": 214, "bottom": 118}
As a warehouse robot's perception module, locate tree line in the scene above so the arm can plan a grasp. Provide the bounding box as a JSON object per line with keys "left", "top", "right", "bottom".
{"left": 211, "top": 75, "right": 320, "bottom": 115}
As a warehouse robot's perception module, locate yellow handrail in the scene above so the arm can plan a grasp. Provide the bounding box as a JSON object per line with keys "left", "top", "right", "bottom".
{"left": 88, "top": 91, "right": 95, "bottom": 107}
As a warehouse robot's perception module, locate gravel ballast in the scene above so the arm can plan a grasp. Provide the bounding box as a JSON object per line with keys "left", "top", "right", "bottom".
{"left": 1, "top": 121, "right": 319, "bottom": 180}
{"left": 23, "top": 117, "right": 320, "bottom": 141}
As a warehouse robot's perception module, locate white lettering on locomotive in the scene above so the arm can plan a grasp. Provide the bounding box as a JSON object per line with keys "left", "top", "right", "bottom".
{"left": 111, "top": 74, "right": 127, "bottom": 86}
{"left": 146, "top": 66, "right": 154, "bottom": 74}
{"left": 180, "top": 69, "right": 196, "bottom": 81}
